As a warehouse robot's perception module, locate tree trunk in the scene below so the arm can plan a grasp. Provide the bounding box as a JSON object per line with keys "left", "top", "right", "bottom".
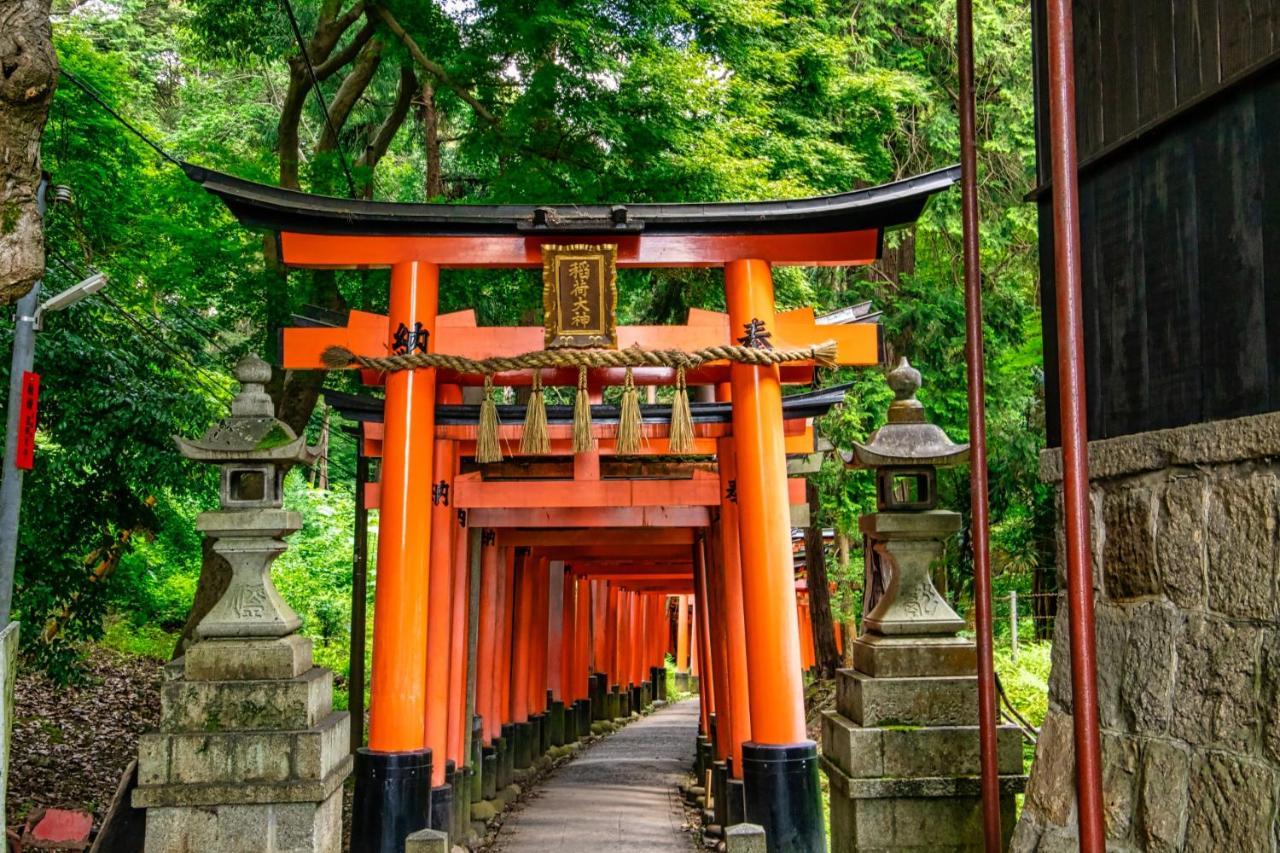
{"left": 0, "top": 0, "right": 57, "bottom": 303}
{"left": 836, "top": 530, "right": 857, "bottom": 665}
{"left": 420, "top": 80, "right": 443, "bottom": 198}
{"left": 805, "top": 479, "right": 841, "bottom": 679}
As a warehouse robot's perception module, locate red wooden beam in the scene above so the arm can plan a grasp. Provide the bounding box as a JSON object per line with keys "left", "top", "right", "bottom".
{"left": 495, "top": 528, "right": 693, "bottom": 547}
{"left": 278, "top": 230, "right": 880, "bottom": 270}
{"left": 466, "top": 507, "right": 710, "bottom": 528}
{"left": 452, "top": 470, "right": 806, "bottom": 509}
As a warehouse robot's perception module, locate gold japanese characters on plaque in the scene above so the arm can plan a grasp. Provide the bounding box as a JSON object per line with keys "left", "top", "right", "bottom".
{"left": 541, "top": 243, "right": 618, "bottom": 349}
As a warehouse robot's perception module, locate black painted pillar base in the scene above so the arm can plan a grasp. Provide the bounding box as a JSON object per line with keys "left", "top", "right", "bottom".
{"left": 502, "top": 728, "right": 516, "bottom": 784}
{"left": 550, "top": 700, "right": 566, "bottom": 746}
{"left": 481, "top": 747, "right": 498, "bottom": 799}
{"left": 497, "top": 730, "right": 513, "bottom": 788}
{"left": 513, "top": 721, "right": 533, "bottom": 769}
{"left": 351, "top": 747, "right": 431, "bottom": 853}
{"left": 741, "top": 741, "right": 825, "bottom": 853}
{"left": 429, "top": 783, "right": 451, "bottom": 836}
{"left": 470, "top": 718, "right": 484, "bottom": 803}
{"left": 727, "top": 777, "right": 747, "bottom": 826}
{"left": 538, "top": 710, "right": 552, "bottom": 754}
{"left": 695, "top": 736, "right": 711, "bottom": 781}
{"left": 591, "top": 675, "right": 607, "bottom": 721}
{"left": 529, "top": 714, "right": 545, "bottom": 758}
{"left": 712, "top": 760, "right": 729, "bottom": 828}
{"left": 563, "top": 700, "right": 578, "bottom": 742}
{"left": 431, "top": 760, "right": 455, "bottom": 836}
{"left": 454, "top": 767, "right": 471, "bottom": 840}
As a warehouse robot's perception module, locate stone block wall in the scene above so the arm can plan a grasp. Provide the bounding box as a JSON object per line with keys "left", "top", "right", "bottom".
{"left": 1013, "top": 411, "right": 1280, "bottom": 852}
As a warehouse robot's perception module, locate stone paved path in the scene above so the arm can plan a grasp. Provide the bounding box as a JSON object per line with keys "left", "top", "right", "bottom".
{"left": 492, "top": 700, "right": 699, "bottom": 852}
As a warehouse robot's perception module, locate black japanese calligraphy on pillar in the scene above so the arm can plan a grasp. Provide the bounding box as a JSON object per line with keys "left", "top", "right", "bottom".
{"left": 737, "top": 318, "right": 774, "bottom": 349}
{"left": 392, "top": 322, "right": 430, "bottom": 355}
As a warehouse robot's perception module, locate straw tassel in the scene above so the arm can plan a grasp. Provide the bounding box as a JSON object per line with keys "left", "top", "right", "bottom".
{"left": 615, "top": 367, "right": 644, "bottom": 454}
{"left": 668, "top": 365, "right": 695, "bottom": 454}
{"left": 476, "top": 374, "right": 503, "bottom": 463}
{"left": 521, "top": 370, "right": 551, "bottom": 455}
{"left": 572, "top": 366, "right": 595, "bottom": 453}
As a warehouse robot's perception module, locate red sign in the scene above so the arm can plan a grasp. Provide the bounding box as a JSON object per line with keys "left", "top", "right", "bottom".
{"left": 16, "top": 372, "right": 40, "bottom": 470}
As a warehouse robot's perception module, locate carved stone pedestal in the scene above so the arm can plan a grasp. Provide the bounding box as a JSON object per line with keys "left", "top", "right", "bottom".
{"left": 134, "top": 636, "right": 351, "bottom": 853}
{"left": 822, "top": 637, "right": 1025, "bottom": 852}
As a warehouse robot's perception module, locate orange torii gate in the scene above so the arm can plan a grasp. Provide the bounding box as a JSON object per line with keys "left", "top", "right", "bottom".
{"left": 184, "top": 163, "right": 958, "bottom": 853}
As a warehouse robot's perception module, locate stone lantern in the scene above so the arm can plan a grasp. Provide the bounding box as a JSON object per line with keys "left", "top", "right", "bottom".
{"left": 821, "top": 358, "right": 1023, "bottom": 853}
{"left": 173, "top": 354, "right": 313, "bottom": 639}
{"left": 134, "top": 355, "right": 350, "bottom": 853}
{"left": 844, "top": 357, "right": 969, "bottom": 639}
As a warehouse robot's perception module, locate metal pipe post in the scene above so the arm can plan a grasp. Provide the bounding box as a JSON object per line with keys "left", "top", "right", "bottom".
{"left": 0, "top": 179, "right": 48, "bottom": 628}
{"left": 1044, "top": 0, "right": 1106, "bottom": 847}
{"left": 955, "top": 0, "right": 1002, "bottom": 847}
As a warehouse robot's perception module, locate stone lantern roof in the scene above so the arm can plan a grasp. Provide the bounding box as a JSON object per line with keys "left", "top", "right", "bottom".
{"left": 174, "top": 355, "right": 316, "bottom": 465}
{"left": 844, "top": 358, "right": 970, "bottom": 468}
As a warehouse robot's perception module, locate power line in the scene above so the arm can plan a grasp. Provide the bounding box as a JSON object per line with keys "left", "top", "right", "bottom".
{"left": 279, "top": 0, "right": 359, "bottom": 198}
{"left": 96, "top": 293, "right": 234, "bottom": 403}
{"left": 58, "top": 69, "right": 182, "bottom": 167}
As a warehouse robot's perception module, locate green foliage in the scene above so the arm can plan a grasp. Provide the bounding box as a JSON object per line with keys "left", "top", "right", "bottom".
{"left": 16, "top": 0, "right": 1049, "bottom": 680}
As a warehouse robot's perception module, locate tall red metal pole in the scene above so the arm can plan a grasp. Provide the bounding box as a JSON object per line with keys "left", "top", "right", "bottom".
{"left": 1044, "top": 0, "right": 1106, "bottom": 848}
{"left": 955, "top": 0, "right": 1001, "bottom": 847}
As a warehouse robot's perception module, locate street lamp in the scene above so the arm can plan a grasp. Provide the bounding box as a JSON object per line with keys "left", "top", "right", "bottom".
{"left": 33, "top": 272, "right": 107, "bottom": 330}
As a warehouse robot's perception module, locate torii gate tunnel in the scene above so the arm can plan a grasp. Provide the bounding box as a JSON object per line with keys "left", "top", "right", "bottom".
{"left": 189, "top": 165, "right": 962, "bottom": 852}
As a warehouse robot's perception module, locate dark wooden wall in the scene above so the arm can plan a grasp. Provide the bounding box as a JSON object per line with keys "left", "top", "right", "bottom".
{"left": 1035, "top": 0, "right": 1280, "bottom": 444}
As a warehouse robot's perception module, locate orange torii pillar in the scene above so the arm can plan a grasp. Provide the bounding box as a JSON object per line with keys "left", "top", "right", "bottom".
{"left": 509, "top": 551, "right": 535, "bottom": 769}
{"left": 693, "top": 536, "right": 716, "bottom": 762}
{"left": 618, "top": 589, "right": 634, "bottom": 716}
{"left": 557, "top": 566, "right": 579, "bottom": 742}
{"left": 591, "top": 580, "right": 612, "bottom": 721}
{"left": 608, "top": 584, "right": 624, "bottom": 717}
{"left": 446, "top": 508, "right": 471, "bottom": 834}
{"left": 674, "top": 594, "right": 691, "bottom": 691}
{"left": 704, "top": 525, "right": 736, "bottom": 830}
{"left": 651, "top": 594, "right": 668, "bottom": 702}
{"left": 717, "top": 433, "right": 754, "bottom": 814}
{"left": 573, "top": 576, "right": 592, "bottom": 731}
{"left": 527, "top": 556, "right": 551, "bottom": 757}
{"left": 425, "top": 433, "right": 458, "bottom": 833}
{"left": 543, "top": 558, "right": 567, "bottom": 747}
{"left": 475, "top": 533, "right": 501, "bottom": 799}
{"left": 725, "top": 258, "right": 824, "bottom": 851}
{"left": 798, "top": 600, "right": 816, "bottom": 672}
{"left": 353, "top": 261, "right": 437, "bottom": 849}
{"left": 495, "top": 547, "right": 517, "bottom": 788}
{"left": 689, "top": 609, "right": 699, "bottom": 686}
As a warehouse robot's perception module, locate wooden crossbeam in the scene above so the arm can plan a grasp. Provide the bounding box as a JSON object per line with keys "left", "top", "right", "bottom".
{"left": 467, "top": 507, "right": 710, "bottom": 528}
{"left": 283, "top": 306, "right": 879, "bottom": 378}
{"left": 494, "top": 528, "right": 694, "bottom": 547}
{"left": 277, "top": 230, "right": 881, "bottom": 269}
{"left": 451, "top": 470, "right": 807, "bottom": 509}
{"left": 360, "top": 420, "right": 816, "bottom": 459}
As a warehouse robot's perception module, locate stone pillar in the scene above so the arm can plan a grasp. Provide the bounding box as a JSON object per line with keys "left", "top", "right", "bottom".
{"left": 137, "top": 356, "right": 350, "bottom": 852}
{"left": 820, "top": 511, "right": 1023, "bottom": 851}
